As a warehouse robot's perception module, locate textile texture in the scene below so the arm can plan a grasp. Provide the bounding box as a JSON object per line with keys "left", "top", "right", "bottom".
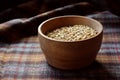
{"left": 0, "top": 11, "right": 120, "bottom": 80}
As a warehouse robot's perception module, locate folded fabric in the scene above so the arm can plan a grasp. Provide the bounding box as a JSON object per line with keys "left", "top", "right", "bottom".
{"left": 0, "top": 11, "right": 120, "bottom": 80}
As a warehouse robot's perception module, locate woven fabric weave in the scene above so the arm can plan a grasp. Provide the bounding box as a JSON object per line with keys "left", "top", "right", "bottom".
{"left": 0, "top": 11, "right": 120, "bottom": 80}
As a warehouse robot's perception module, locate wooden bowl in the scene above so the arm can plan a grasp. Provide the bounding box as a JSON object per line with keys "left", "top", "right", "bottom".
{"left": 38, "top": 15, "right": 103, "bottom": 69}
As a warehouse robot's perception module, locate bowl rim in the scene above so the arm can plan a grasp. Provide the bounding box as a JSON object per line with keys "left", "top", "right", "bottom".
{"left": 38, "top": 15, "right": 103, "bottom": 42}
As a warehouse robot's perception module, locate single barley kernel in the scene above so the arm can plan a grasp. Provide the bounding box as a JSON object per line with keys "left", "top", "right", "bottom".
{"left": 46, "top": 25, "right": 98, "bottom": 41}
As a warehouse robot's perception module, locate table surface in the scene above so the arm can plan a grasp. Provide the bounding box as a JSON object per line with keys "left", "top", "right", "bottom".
{"left": 0, "top": 11, "right": 120, "bottom": 80}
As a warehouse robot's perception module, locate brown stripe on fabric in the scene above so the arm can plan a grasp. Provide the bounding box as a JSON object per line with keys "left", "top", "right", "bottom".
{"left": 2, "top": 48, "right": 120, "bottom": 63}
{"left": 97, "top": 55, "right": 119, "bottom": 63}
{"left": 1, "top": 52, "right": 14, "bottom": 63}
{"left": 2, "top": 53, "right": 45, "bottom": 63}
{"left": 4, "top": 60, "right": 46, "bottom": 66}
{"left": 21, "top": 36, "right": 39, "bottom": 43}
{"left": 103, "top": 34, "right": 120, "bottom": 43}
{"left": 1, "top": 51, "right": 120, "bottom": 64}
{"left": 0, "top": 52, "right": 5, "bottom": 62}
{"left": 2, "top": 54, "right": 120, "bottom": 64}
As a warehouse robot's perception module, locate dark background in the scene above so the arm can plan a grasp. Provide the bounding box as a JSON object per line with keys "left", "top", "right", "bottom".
{"left": 0, "top": 0, "right": 120, "bottom": 43}
{"left": 0, "top": 0, "right": 108, "bottom": 23}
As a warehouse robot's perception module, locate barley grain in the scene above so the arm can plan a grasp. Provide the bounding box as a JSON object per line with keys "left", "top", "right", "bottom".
{"left": 46, "top": 25, "right": 98, "bottom": 41}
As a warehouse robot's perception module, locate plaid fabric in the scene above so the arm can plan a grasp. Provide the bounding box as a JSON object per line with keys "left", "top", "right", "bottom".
{"left": 0, "top": 11, "right": 120, "bottom": 80}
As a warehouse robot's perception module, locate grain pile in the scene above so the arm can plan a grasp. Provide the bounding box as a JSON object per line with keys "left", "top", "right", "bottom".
{"left": 46, "top": 25, "right": 98, "bottom": 41}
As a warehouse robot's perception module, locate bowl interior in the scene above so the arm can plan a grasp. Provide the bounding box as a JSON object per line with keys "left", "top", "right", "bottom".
{"left": 39, "top": 15, "right": 103, "bottom": 39}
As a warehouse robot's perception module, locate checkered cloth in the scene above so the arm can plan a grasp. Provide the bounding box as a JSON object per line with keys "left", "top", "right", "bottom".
{"left": 0, "top": 11, "right": 120, "bottom": 80}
